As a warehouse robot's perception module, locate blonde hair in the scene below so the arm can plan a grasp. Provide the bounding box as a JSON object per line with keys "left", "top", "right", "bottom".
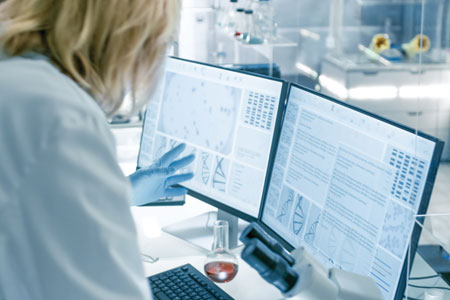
{"left": 0, "top": 0, "right": 180, "bottom": 116}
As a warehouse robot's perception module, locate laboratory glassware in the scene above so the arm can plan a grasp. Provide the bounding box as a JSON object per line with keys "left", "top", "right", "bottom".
{"left": 204, "top": 220, "right": 239, "bottom": 283}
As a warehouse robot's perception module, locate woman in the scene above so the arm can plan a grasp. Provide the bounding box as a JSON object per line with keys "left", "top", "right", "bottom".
{"left": 0, "top": 0, "right": 193, "bottom": 299}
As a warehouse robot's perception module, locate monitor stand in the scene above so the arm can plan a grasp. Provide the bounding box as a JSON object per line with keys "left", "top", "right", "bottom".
{"left": 162, "top": 209, "right": 249, "bottom": 251}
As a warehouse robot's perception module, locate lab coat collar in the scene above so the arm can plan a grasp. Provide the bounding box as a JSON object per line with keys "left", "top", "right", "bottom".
{"left": 20, "top": 51, "right": 51, "bottom": 62}
{"left": 0, "top": 48, "right": 7, "bottom": 60}
{"left": 0, "top": 49, "right": 50, "bottom": 63}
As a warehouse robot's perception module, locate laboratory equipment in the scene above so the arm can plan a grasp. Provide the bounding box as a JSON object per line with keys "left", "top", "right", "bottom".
{"left": 244, "top": 9, "right": 263, "bottom": 45}
{"left": 233, "top": 8, "right": 245, "bottom": 39}
{"left": 147, "top": 263, "right": 234, "bottom": 300}
{"left": 204, "top": 220, "right": 239, "bottom": 283}
{"left": 417, "top": 245, "right": 450, "bottom": 285}
{"left": 138, "top": 56, "right": 286, "bottom": 248}
{"left": 239, "top": 9, "right": 252, "bottom": 41}
{"left": 240, "top": 223, "right": 383, "bottom": 300}
{"left": 358, "top": 44, "right": 392, "bottom": 66}
{"left": 402, "top": 34, "right": 431, "bottom": 59}
{"left": 369, "top": 34, "right": 391, "bottom": 54}
{"left": 225, "top": 63, "right": 281, "bottom": 78}
{"left": 215, "top": 0, "right": 227, "bottom": 29}
{"left": 251, "top": 0, "right": 276, "bottom": 43}
{"left": 311, "top": 0, "right": 450, "bottom": 160}
{"left": 222, "top": 0, "right": 239, "bottom": 35}
{"left": 260, "top": 83, "right": 443, "bottom": 300}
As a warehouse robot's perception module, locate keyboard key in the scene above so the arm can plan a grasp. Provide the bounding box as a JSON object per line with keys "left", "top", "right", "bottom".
{"left": 155, "top": 291, "right": 171, "bottom": 300}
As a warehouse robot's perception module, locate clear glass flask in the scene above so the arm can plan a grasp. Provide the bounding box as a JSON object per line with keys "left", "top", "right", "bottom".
{"left": 222, "top": 0, "right": 239, "bottom": 35}
{"left": 204, "top": 220, "right": 239, "bottom": 283}
{"left": 244, "top": 9, "right": 263, "bottom": 44}
{"left": 215, "top": 0, "right": 230, "bottom": 29}
{"left": 234, "top": 8, "right": 245, "bottom": 40}
{"left": 239, "top": 9, "right": 253, "bottom": 42}
{"left": 251, "top": 0, "right": 276, "bottom": 43}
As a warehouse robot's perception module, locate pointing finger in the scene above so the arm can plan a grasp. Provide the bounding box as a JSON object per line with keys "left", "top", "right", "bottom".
{"left": 164, "top": 173, "right": 194, "bottom": 187}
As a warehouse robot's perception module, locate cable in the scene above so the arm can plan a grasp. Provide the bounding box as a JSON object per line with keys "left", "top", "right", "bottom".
{"left": 408, "top": 283, "right": 450, "bottom": 291}
{"left": 141, "top": 253, "right": 159, "bottom": 264}
{"left": 404, "top": 296, "right": 422, "bottom": 300}
{"left": 409, "top": 274, "right": 440, "bottom": 280}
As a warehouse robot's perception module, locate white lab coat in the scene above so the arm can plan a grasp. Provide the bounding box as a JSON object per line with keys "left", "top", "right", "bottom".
{"left": 0, "top": 52, "right": 152, "bottom": 300}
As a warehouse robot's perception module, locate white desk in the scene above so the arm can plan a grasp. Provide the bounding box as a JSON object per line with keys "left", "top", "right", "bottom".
{"left": 132, "top": 196, "right": 284, "bottom": 300}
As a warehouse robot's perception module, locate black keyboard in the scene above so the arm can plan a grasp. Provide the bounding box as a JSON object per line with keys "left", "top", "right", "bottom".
{"left": 148, "top": 263, "right": 234, "bottom": 300}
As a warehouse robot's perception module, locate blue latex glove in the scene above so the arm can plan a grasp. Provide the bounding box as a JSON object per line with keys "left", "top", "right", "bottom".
{"left": 129, "top": 143, "right": 195, "bottom": 206}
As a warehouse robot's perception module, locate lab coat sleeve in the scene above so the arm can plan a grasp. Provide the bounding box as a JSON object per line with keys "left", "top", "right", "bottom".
{"left": 16, "top": 107, "right": 152, "bottom": 300}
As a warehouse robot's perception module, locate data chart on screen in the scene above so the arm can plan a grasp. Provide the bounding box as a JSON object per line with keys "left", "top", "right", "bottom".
{"left": 262, "top": 85, "right": 437, "bottom": 300}
{"left": 138, "top": 58, "right": 284, "bottom": 218}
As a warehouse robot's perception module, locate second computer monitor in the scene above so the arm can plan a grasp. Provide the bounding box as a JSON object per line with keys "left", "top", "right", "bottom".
{"left": 138, "top": 57, "right": 285, "bottom": 220}
{"left": 261, "top": 84, "right": 443, "bottom": 300}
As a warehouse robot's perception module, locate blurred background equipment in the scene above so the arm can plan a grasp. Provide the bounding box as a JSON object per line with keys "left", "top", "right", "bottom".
{"left": 162, "top": 0, "right": 450, "bottom": 161}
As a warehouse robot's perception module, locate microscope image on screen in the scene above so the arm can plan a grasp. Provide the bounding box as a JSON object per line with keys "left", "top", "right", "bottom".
{"left": 138, "top": 57, "right": 284, "bottom": 219}
{"left": 158, "top": 72, "right": 241, "bottom": 156}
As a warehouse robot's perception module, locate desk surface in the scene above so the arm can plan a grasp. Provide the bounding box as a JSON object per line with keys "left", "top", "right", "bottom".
{"left": 131, "top": 196, "right": 450, "bottom": 300}
{"left": 132, "top": 196, "right": 284, "bottom": 299}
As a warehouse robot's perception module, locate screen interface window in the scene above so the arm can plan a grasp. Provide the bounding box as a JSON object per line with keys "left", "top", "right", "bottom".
{"left": 139, "top": 58, "right": 283, "bottom": 218}
{"left": 262, "top": 86, "right": 436, "bottom": 300}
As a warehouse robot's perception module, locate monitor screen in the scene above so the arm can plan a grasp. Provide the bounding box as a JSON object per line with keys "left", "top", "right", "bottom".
{"left": 138, "top": 57, "right": 285, "bottom": 220}
{"left": 261, "top": 84, "right": 443, "bottom": 300}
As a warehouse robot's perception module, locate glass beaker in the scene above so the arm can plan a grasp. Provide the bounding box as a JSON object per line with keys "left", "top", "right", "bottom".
{"left": 204, "top": 220, "right": 239, "bottom": 283}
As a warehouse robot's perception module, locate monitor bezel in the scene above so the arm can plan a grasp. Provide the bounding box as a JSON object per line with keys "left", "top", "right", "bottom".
{"left": 137, "top": 56, "right": 288, "bottom": 222}
{"left": 258, "top": 82, "right": 444, "bottom": 300}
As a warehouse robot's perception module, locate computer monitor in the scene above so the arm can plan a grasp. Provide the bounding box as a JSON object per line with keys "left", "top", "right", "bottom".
{"left": 137, "top": 57, "right": 286, "bottom": 244}
{"left": 260, "top": 83, "right": 444, "bottom": 300}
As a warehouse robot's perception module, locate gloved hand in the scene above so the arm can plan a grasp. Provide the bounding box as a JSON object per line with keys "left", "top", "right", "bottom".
{"left": 129, "top": 143, "right": 195, "bottom": 206}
